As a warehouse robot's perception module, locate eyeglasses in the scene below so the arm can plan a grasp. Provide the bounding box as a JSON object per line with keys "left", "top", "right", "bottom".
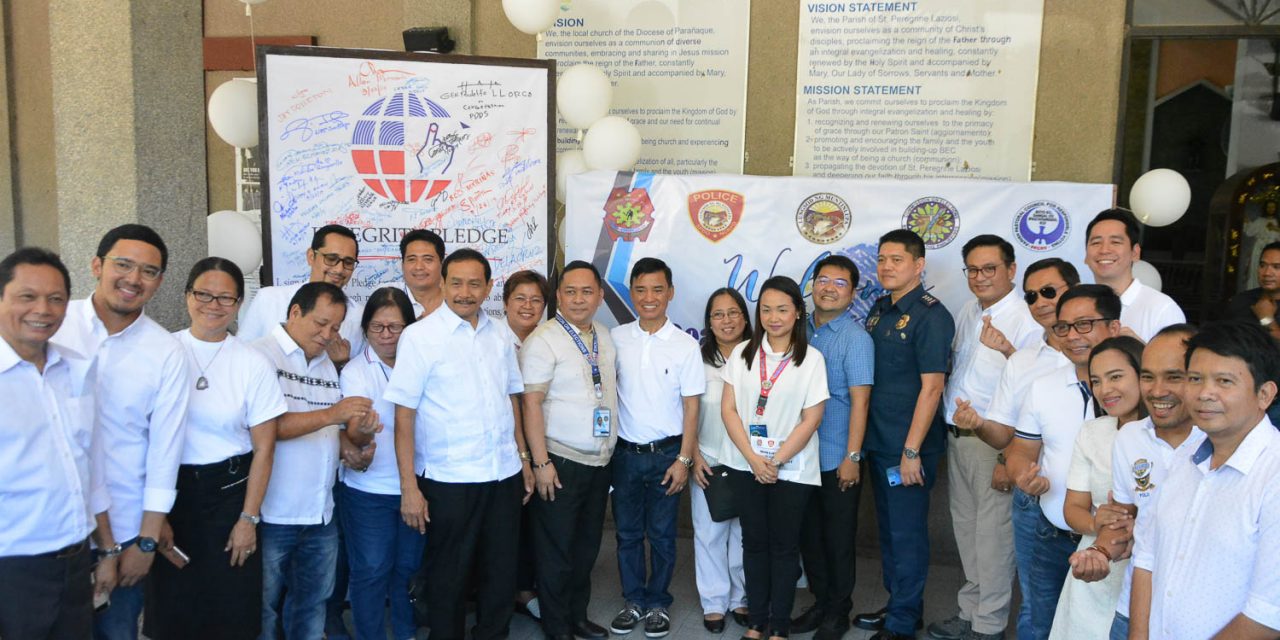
{"left": 368, "top": 322, "right": 406, "bottom": 335}
{"left": 1051, "top": 317, "right": 1114, "bottom": 337}
{"left": 962, "top": 264, "right": 1003, "bottom": 279}
{"left": 189, "top": 289, "right": 240, "bottom": 307}
{"left": 103, "top": 255, "right": 163, "bottom": 281}
{"left": 815, "top": 276, "right": 851, "bottom": 289}
{"left": 511, "top": 295, "right": 545, "bottom": 307}
{"left": 1024, "top": 285, "right": 1061, "bottom": 305}
{"left": 710, "top": 309, "right": 744, "bottom": 322}
{"left": 315, "top": 251, "right": 359, "bottom": 270}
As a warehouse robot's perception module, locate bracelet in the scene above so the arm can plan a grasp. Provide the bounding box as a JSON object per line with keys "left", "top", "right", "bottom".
{"left": 97, "top": 544, "right": 124, "bottom": 559}
{"left": 533, "top": 459, "right": 554, "bottom": 469}
{"left": 519, "top": 450, "right": 532, "bottom": 462}
{"left": 1087, "top": 544, "right": 1113, "bottom": 562}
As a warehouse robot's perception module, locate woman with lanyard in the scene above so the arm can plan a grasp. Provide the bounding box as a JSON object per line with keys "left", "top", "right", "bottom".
{"left": 720, "top": 276, "right": 829, "bottom": 640}
{"left": 692, "top": 288, "right": 752, "bottom": 633}
{"left": 145, "top": 257, "right": 285, "bottom": 640}
{"left": 337, "top": 286, "right": 424, "bottom": 640}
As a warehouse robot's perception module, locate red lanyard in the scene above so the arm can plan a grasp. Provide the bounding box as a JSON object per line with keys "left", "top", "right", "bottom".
{"left": 755, "top": 345, "right": 791, "bottom": 418}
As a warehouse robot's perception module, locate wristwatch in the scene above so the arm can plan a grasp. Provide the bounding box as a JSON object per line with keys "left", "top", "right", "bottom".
{"left": 903, "top": 447, "right": 920, "bottom": 460}
{"left": 677, "top": 455, "right": 694, "bottom": 468}
{"left": 97, "top": 544, "right": 124, "bottom": 559}
{"left": 847, "top": 450, "right": 863, "bottom": 463}
{"left": 136, "top": 537, "right": 158, "bottom": 553}
{"left": 240, "top": 512, "right": 262, "bottom": 525}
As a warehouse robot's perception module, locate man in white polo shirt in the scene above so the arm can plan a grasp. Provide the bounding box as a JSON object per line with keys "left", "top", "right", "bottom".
{"left": 1130, "top": 320, "right": 1280, "bottom": 639}
{"left": 929, "top": 235, "right": 1040, "bottom": 640}
{"left": 52, "top": 224, "right": 190, "bottom": 640}
{"left": 1083, "top": 209, "right": 1184, "bottom": 342}
{"left": 385, "top": 248, "right": 527, "bottom": 640}
{"left": 251, "top": 282, "right": 372, "bottom": 640}
{"left": 394, "top": 228, "right": 445, "bottom": 318}
{"left": 608, "top": 257, "right": 704, "bottom": 639}
{"left": 520, "top": 260, "right": 618, "bottom": 640}
{"left": 1004, "top": 284, "right": 1121, "bottom": 640}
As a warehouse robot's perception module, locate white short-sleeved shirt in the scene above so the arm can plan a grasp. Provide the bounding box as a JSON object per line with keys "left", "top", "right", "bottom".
{"left": 944, "top": 291, "right": 1042, "bottom": 423}
{"left": 1015, "top": 363, "right": 1094, "bottom": 530}
{"left": 175, "top": 331, "right": 287, "bottom": 465}
{"left": 1117, "top": 280, "right": 1185, "bottom": 342}
{"left": 1109, "top": 417, "right": 1205, "bottom": 615}
{"left": 252, "top": 325, "right": 342, "bottom": 525}
{"left": 698, "top": 358, "right": 736, "bottom": 466}
{"left": 238, "top": 282, "right": 367, "bottom": 356}
{"left": 340, "top": 346, "right": 402, "bottom": 495}
{"left": 986, "top": 336, "right": 1070, "bottom": 428}
{"left": 383, "top": 304, "right": 524, "bottom": 483}
{"left": 0, "top": 339, "right": 109, "bottom": 556}
{"left": 53, "top": 297, "right": 190, "bottom": 543}
{"left": 392, "top": 280, "right": 426, "bottom": 319}
{"left": 519, "top": 318, "right": 619, "bottom": 466}
{"left": 1133, "top": 418, "right": 1280, "bottom": 638}
{"left": 719, "top": 341, "right": 830, "bottom": 486}
{"left": 611, "top": 319, "right": 706, "bottom": 444}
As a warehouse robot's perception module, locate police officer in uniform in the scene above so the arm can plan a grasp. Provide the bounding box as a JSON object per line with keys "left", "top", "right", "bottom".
{"left": 854, "top": 229, "right": 955, "bottom": 640}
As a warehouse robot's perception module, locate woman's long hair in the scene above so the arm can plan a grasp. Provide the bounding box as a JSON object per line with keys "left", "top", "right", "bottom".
{"left": 700, "top": 287, "right": 751, "bottom": 367}
{"left": 1088, "top": 335, "right": 1148, "bottom": 420}
{"left": 742, "top": 276, "right": 809, "bottom": 369}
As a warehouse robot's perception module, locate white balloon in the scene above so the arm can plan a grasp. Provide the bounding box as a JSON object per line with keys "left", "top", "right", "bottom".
{"left": 1131, "top": 259, "right": 1163, "bottom": 292}
{"left": 556, "top": 150, "right": 588, "bottom": 204}
{"left": 557, "top": 65, "right": 612, "bottom": 130}
{"left": 207, "top": 210, "right": 263, "bottom": 274}
{"left": 1129, "top": 168, "right": 1190, "bottom": 227}
{"left": 582, "top": 116, "right": 642, "bottom": 171}
{"left": 208, "top": 78, "right": 259, "bottom": 148}
{"left": 501, "top": 0, "right": 559, "bottom": 35}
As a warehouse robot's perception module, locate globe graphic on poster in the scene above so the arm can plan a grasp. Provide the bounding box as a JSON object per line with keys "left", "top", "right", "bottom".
{"left": 350, "top": 92, "right": 469, "bottom": 204}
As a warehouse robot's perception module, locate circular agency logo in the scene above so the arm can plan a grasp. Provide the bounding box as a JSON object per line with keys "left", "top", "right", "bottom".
{"left": 350, "top": 91, "right": 468, "bottom": 204}
{"left": 1013, "top": 200, "right": 1071, "bottom": 251}
{"left": 902, "top": 196, "right": 960, "bottom": 249}
{"left": 796, "top": 193, "right": 852, "bottom": 245}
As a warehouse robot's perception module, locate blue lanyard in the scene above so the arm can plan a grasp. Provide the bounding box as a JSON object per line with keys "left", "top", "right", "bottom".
{"left": 554, "top": 315, "right": 603, "bottom": 400}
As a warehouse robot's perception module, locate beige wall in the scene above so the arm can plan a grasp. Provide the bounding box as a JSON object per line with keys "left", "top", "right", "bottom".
{"left": 7, "top": 1, "right": 58, "bottom": 249}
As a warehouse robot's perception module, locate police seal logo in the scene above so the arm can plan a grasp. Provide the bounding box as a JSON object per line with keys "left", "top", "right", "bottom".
{"left": 1133, "top": 458, "right": 1154, "bottom": 492}
{"left": 895, "top": 314, "right": 910, "bottom": 330}
{"left": 902, "top": 197, "right": 960, "bottom": 249}
{"left": 1013, "top": 200, "right": 1071, "bottom": 251}
{"left": 796, "top": 193, "right": 851, "bottom": 244}
{"left": 687, "top": 189, "right": 744, "bottom": 243}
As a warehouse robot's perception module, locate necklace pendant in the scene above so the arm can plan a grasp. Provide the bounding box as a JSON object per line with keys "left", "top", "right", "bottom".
{"left": 196, "top": 376, "right": 209, "bottom": 391}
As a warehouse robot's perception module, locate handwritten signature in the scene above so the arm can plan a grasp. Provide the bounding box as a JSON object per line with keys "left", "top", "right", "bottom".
{"left": 280, "top": 111, "right": 350, "bottom": 142}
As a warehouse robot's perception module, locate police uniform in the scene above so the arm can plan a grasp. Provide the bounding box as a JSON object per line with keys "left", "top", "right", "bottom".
{"left": 864, "top": 284, "right": 955, "bottom": 636}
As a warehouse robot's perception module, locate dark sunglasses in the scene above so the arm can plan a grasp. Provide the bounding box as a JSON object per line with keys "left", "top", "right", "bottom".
{"left": 1024, "top": 285, "right": 1059, "bottom": 305}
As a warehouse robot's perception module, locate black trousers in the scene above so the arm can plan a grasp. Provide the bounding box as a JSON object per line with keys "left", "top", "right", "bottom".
{"left": 530, "top": 454, "right": 611, "bottom": 635}
{"left": 729, "top": 470, "right": 814, "bottom": 634}
{"left": 798, "top": 469, "right": 861, "bottom": 618}
{"left": 422, "top": 472, "right": 523, "bottom": 640}
{"left": 0, "top": 539, "right": 92, "bottom": 640}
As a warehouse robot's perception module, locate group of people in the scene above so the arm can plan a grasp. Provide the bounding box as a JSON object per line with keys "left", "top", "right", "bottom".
{"left": 2, "top": 208, "right": 1278, "bottom": 640}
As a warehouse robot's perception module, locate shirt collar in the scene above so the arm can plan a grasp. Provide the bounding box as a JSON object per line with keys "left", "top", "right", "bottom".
{"left": 809, "top": 309, "right": 852, "bottom": 334}
{"left": 82, "top": 293, "right": 147, "bottom": 338}
{"left": 1118, "top": 279, "right": 1144, "bottom": 306}
{"left": 271, "top": 323, "right": 307, "bottom": 360}
{"left": 888, "top": 284, "right": 927, "bottom": 311}
{"left": 0, "top": 336, "right": 69, "bottom": 375}
{"left": 436, "top": 302, "right": 492, "bottom": 335}
{"left": 631, "top": 317, "right": 677, "bottom": 340}
{"left": 1191, "top": 416, "right": 1278, "bottom": 474}
{"left": 982, "top": 287, "right": 1025, "bottom": 317}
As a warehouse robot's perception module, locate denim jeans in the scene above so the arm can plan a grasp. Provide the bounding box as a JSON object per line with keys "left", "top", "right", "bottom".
{"left": 1109, "top": 612, "right": 1129, "bottom": 640}
{"left": 1010, "top": 488, "right": 1039, "bottom": 640}
{"left": 260, "top": 520, "right": 340, "bottom": 640}
{"left": 1026, "top": 505, "right": 1078, "bottom": 640}
{"left": 611, "top": 440, "right": 681, "bottom": 610}
{"left": 93, "top": 580, "right": 145, "bottom": 640}
{"left": 340, "top": 484, "right": 426, "bottom": 640}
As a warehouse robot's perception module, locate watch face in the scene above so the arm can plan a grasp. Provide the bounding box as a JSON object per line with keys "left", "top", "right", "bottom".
{"left": 137, "top": 538, "right": 157, "bottom": 552}
{"left": 904, "top": 449, "right": 919, "bottom": 459}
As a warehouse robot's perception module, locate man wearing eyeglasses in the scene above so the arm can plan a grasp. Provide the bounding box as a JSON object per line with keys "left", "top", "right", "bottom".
{"left": 238, "top": 224, "right": 366, "bottom": 367}
{"left": 1084, "top": 209, "right": 1184, "bottom": 342}
{"left": 928, "top": 236, "right": 1040, "bottom": 640}
{"left": 1003, "top": 284, "right": 1122, "bottom": 640}
{"left": 52, "top": 224, "right": 191, "bottom": 640}
{"left": 791, "top": 254, "right": 874, "bottom": 640}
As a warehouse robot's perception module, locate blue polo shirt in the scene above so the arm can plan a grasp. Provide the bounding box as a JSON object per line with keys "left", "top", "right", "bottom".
{"left": 864, "top": 284, "right": 955, "bottom": 456}
{"left": 807, "top": 311, "right": 875, "bottom": 471}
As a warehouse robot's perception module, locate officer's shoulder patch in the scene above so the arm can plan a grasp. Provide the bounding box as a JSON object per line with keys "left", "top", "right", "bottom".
{"left": 920, "top": 293, "right": 939, "bottom": 306}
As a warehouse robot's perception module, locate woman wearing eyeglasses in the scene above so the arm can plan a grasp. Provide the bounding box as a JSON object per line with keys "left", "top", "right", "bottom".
{"left": 145, "top": 258, "right": 285, "bottom": 640}
{"left": 337, "top": 286, "right": 425, "bottom": 640}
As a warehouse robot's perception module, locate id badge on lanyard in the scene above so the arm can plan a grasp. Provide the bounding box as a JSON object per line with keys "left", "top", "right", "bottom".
{"left": 749, "top": 345, "right": 791, "bottom": 460}
{"left": 555, "top": 316, "right": 611, "bottom": 438}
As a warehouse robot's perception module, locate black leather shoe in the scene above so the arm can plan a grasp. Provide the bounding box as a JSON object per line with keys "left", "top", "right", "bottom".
{"left": 731, "top": 610, "right": 750, "bottom": 627}
{"left": 704, "top": 616, "right": 727, "bottom": 633}
{"left": 814, "top": 614, "right": 850, "bottom": 640}
{"left": 790, "top": 605, "right": 826, "bottom": 634}
{"left": 574, "top": 620, "right": 609, "bottom": 639}
{"left": 869, "top": 631, "right": 914, "bottom": 640}
{"left": 853, "top": 608, "right": 887, "bottom": 631}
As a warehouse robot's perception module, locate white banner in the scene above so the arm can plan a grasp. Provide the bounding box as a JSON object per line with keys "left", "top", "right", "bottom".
{"left": 538, "top": 0, "right": 750, "bottom": 174}
{"left": 564, "top": 171, "right": 1113, "bottom": 340}
{"left": 794, "top": 1, "right": 1044, "bottom": 181}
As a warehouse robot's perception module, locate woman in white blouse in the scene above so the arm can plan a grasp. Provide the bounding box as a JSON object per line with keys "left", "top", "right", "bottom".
{"left": 721, "top": 276, "right": 829, "bottom": 640}
{"left": 146, "top": 257, "right": 284, "bottom": 640}
{"left": 692, "top": 287, "right": 752, "bottom": 633}
{"left": 1049, "top": 336, "right": 1146, "bottom": 640}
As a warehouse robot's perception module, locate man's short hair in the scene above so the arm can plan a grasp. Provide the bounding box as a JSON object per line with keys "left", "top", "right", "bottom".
{"left": 1023, "top": 258, "right": 1081, "bottom": 288}
{"left": 629, "top": 257, "right": 672, "bottom": 286}
{"left": 97, "top": 224, "right": 169, "bottom": 272}
{"left": 0, "top": 247, "right": 72, "bottom": 296}
{"left": 813, "top": 254, "right": 859, "bottom": 285}
{"left": 503, "top": 270, "right": 549, "bottom": 304}
{"left": 1153, "top": 322, "right": 1199, "bottom": 342}
{"left": 1262, "top": 241, "right": 1280, "bottom": 257}
{"left": 879, "top": 229, "right": 926, "bottom": 260}
{"left": 287, "top": 281, "right": 347, "bottom": 318}
{"left": 311, "top": 224, "right": 359, "bottom": 253}
{"left": 961, "top": 234, "right": 1016, "bottom": 264}
{"left": 1056, "top": 283, "right": 1122, "bottom": 320}
{"left": 441, "top": 248, "right": 491, "bottom": 281}
{"left": 399, "top": 229, "right": 445, "bottom": 261}
{"left": 559, "top": 260, "right": 603, "bottom": 288}
{"left": 1086, "top": 208, "right": 1141, "bottom": 247}
{"left": 1184, "top": 320, "right": 1280, "bottom": 392}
